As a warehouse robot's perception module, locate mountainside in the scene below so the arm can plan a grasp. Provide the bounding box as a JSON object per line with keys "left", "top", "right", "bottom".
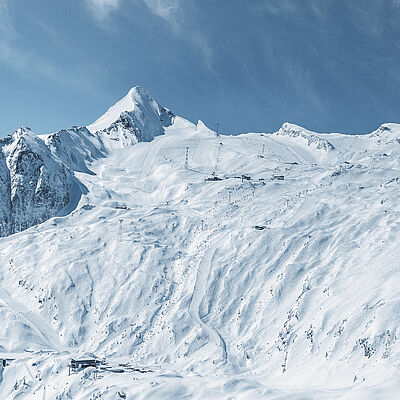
{"left": 0, "top": 87, "right": 400, "bottom": 399}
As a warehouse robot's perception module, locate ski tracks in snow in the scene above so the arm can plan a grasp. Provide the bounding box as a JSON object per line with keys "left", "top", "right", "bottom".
{"left": 140, "top": 136, "right": 166, "bottom": 178}
{"left": 188, "top": 231, "right": 229, "bottom": 365}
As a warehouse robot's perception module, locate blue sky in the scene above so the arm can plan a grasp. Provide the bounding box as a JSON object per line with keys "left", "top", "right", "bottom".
{"left": 1, "top": 0, "right": 400, "bottom": 136}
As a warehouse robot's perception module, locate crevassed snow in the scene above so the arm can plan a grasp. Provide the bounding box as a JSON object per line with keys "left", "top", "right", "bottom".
{"left": 0, "top": 88, "right": 400, "bottom": 399}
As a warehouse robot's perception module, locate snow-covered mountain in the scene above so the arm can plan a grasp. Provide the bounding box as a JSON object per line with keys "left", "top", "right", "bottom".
{"left": 0, "top": 86, "right": 400, "bottom": 399}
{"left": 0, "top": 127, "right": 78, "bottom": 236}
{"left": 0, "top": 87, "right": 174, "bottom": 237}
{"left": 87, "top": 86, "right": 175, "bottom": 148}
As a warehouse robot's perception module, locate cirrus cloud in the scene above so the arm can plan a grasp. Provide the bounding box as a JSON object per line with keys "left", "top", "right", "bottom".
{"left": 85, "top": 0, "right": 121, "bottom": 20}
{"left": 85, "top": 0, "right": 180, "bottom": 25}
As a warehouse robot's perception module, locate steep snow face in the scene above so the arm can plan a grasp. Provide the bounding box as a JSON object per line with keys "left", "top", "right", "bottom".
{"left": 0, "top": 127, "right": 78, "bottom": 236}
{"left": 45, "top": 126, "right": 104, "bottom": 174}
{"left": 87, "top": 86, "right": 175, "bottom": 149}
{"left": 275, "top": 122, "right": 335, "bottom": 152}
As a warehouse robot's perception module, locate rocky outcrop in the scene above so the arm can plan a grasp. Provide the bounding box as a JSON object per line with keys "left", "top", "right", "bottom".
{"left": 0, "top": 149, "right": 12, "bottom": 236}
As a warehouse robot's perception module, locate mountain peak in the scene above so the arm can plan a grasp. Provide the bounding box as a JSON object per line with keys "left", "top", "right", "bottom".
{"left": 86, "top": 86, "right": 174, "bottom": 147}
{"left": 10, "top": 126, "right": 47, "bottom": 155}
{"left": 14, "top": 126, "right": 34, "bottom": 136}
{"left": 87, "top": 86, "right": 160, "bottom": 134}
{"left": 127, "top": 85, "right": 149, "bottom": 98}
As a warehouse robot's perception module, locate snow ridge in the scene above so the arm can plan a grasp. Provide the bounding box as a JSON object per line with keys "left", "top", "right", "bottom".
{"left": 275, "top": 122, "right": 335, "bottom": 151}
{"left": 45, "top": 126, "right": 104, "bottom": 174}
{"left": 369, "top": 123, "right": 400, "bottom": 145}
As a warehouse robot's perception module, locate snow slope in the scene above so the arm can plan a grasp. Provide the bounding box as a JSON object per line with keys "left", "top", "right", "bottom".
{"left": 0, "top": 87, "right": 400, "bottom": 399}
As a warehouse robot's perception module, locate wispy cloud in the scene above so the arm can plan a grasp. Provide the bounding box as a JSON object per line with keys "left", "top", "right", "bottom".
{"left": 252, "top": 0, "right": 400, "bottom": 24}
{"left": 0, "top": 0, "right": 14, "bottom": 38}
{"left": 252, "top": 0, "right": 297, "bottom": 16}
{"left": 85, "top": 0, "right": 180, "bottom": 24}
{"left": 141, "top": 0, "right": 214, "bottom": 70}
{"left": 251, "top": 0, "right": 332, "bottom": 20}
{"left": 141, "top": 0, "right": 180, "bottom": 25}
{"left": 85, "top": 0, "right": 120, "bottom": 20}
{"left": 0, "top": 0, "right": 19, "bottom": 66}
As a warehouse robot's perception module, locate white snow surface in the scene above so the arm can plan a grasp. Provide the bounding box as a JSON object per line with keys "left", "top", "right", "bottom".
{"left": 0, "top": 87, "right": 400, "bottom": 399}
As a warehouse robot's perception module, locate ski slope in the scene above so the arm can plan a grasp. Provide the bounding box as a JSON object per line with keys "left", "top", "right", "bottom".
{"left": 0, "top": 88, "right": 400, "bottom": 399}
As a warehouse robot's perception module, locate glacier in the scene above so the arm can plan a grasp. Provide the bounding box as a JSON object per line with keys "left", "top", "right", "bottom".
{"left": 0, "top": 86, "right": 399, "bottom": 399}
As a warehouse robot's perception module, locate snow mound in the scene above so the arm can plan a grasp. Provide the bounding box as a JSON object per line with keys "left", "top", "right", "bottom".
{"left": 275, "top": 122, "right": 335, "bottom": 152}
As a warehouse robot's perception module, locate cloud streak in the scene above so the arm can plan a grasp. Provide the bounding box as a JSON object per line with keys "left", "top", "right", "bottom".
{"left": 85, "top": 0, "right": 120, "bottom": 20}
{"left": 0, "top": 0, "right": 14, "bottom": 38}
{"left": 85, "top": 0, "right": 180, "bottom": 24}
{"left": 251, "top": 0, "right": 297, "bottom": 16}
{"left": 0, "top": 0, "right": 19, "bottom": 67}
{"left": 141, "top": 0, "right": 180, "bottom": 25}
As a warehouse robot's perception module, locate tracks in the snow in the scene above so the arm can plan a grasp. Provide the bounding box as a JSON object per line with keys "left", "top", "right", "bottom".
{"left": 188, "top": 230, "right": 229, "bottom": 365}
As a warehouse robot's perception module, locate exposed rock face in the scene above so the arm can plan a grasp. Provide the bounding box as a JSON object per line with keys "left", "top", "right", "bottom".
{"left": 0, "top": 149, "right": 12, "bottom": 236}
{"left": 0, "top": 127, "right": 76, "bottom": 236}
